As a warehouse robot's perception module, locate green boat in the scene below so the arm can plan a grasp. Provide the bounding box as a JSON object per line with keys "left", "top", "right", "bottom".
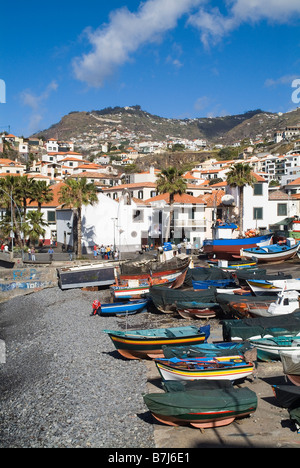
{"left": 143, "top": 382, "right": 257, "bottom": 429}
{"left": 103, "top": 325, "right": 210, "bottom": 360}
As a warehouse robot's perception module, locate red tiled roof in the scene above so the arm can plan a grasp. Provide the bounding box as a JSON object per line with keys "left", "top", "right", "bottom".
{"left": 144, "top": 193, "right": 206, "bottom": 204}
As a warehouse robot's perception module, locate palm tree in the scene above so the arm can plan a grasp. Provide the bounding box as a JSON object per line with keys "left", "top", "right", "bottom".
{"left": 226, "top": 163, "right": 256, "bottom": 234}
{"left": 156, "top": 167, "right": 187, "bottom": 242}
{"left": 58, "top": 178, "right": 98, "bottom": 257}
{"left": 29, "top": 181, "right": 54, "bottom": 212}
{"left": 17, "top": 176, "right": 35, "bottom": 216}
{"left": 24, "top": 210, "right": 48, "bottom": 246}
{"left": 0, "top": 176, "right": 23, "bottom": 246}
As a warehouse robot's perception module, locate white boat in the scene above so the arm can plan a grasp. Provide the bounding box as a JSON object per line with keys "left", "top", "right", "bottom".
{"left": 57, "top": 262, "right": 117, "bottom": 289}
{"left": 280, "top": 350, "right": 300, "bottom": 386}
{"left": 249, "top": 336, "right": 300, "bottom": 361}
{"left": 240, "top": 241, "right": 300, "bottom": 264}
{"left": 246, "top": 290, "right": 300, "bottom": 318}
{"left": 247, "top": 278, "right": 300, "bottom": 296}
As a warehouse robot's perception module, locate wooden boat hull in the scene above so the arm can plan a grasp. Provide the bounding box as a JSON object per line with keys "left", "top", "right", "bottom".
{"left": 57, "top": 263, "right": 116, "bottom": 289}
{"left": 177, "top": 308, "right": 217, "bottom": 319}
{"left": 143, "top": 386, "right": 257, "bottom": 429}
{"left": 202, "top": 233, "right": 273, "bottom": 259}
{"left": 280, "top": 350, "right": 300, "bottom": 386}
{"left": 155, "top": 357, "right": 254, "bottom": 381}
{"left": 247, "top": 278, "right": 300, "bottom": 296}
{"left": 103, "top": 326, "right": 208, "bottom": 360}
{"left": 99, "top": 299, "right": 149, "bottom": 315}
{"left": 241, "top": 242, "right": 300, "bottom": 264}
{"left": 249, "top": 336, "right": 300, "bottom": 361}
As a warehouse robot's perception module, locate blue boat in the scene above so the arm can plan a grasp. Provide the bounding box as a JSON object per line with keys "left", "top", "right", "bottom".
{"left": 241, "top": 241, "right": 300, "bottom": 264}
{"left": 192, "top": 279, "right": 236, "bottom": 289}
{"left": 91, "top": 299, "right": 149, "bottom": 316}
{"left": 202, "top": 223, "right": 273, "bottom": 259}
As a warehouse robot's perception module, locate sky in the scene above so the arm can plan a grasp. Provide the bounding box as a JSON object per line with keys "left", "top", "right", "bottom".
{"left": 1, "top": 0, "right": 300, "bottom": 137}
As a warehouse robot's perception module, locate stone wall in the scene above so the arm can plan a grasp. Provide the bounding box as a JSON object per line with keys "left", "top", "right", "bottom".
{"left": 0, "top": 265, "right": 58, "bottom": 303}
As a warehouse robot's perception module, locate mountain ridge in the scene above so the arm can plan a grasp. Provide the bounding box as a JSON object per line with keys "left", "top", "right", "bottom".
{"left": 33, "top": 105, "right": 300, "bottom": 146}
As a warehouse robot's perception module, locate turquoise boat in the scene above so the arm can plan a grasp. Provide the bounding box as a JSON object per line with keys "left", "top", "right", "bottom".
{"left": 103, "top": 325, "right": 210, "bottom": 360}
{"left": 249, "top": 335, "right": 300, "bottom": 361}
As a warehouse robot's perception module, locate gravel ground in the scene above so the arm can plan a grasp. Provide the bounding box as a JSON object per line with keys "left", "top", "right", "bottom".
{"left": 0, "top": 286, "right": 164, "bottom": 448}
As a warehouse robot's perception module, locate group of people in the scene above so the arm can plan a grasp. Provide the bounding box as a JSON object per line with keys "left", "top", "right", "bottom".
{"left": 93, "top": 244, "right": 119, "bottom": 260}
{"left": 26, "top": 246, "right": 36, "bottom": 261}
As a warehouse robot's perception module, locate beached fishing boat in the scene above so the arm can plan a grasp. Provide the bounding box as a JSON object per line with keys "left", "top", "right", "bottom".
{"left": 57, "top": 262, "right": 117, "bottom": 290}
{"left": 221, "top": 311, "right": 300, "bottom": 342}
{"left": 161, "top": 341, "right": 255, "bottom": 360}
{"left": 247, "top": 278, "right": 300, "bottom": 296}
{"left": 155, "top": 356, "right": 255, "bottom": 382}
{"left": 192, "top": 278, "right": 237, "bottom": 289}
{"left": 202, "top": 222, "right": 273, "bottom": 259}
{"left": 240, "top": 241, "right": 300, "bottom": 264}
{"left": 249, "top": 336, "right": 300, "bottom": 361}
{"left": 206, "top": 258, "right": 258, "bottom": 271}
{"left": 229, "top": 290, "right": 300, "bottom": 319}
{"left": 149, "top": 284, "right": 218, "bottom": 314}
{"left": 119, "top": 255, "right": 190, "bottom": 281}
{"left": 272, "top": 385, "right": 300, "bottom": 431}
{"left": 280, "top": 350, "right": 300, "bottom": 386}
{"left": 175, "top": 301, "right": 219, "bottom": 319}
{"left": 91, "top": 298, "right": 149, "bottom": 316}
{"left": 143, "top": 381, "right": 257, "bottom": 429}
{"left": 103, "top": 325, "right": 209, "bottom": 360}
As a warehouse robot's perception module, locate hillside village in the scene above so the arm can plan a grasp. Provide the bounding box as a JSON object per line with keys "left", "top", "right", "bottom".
{"left": 1, "top": 115, "right": 300, "bottom": 256}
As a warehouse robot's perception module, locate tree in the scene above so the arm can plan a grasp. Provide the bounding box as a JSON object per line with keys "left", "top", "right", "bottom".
{"left": 0, "top": 176, "right": 23, "bottom": 246}
{"left": 24, "top": 210, "right": 48, "bottom": 245}
{"left": 226, "top": 163, "right": 256, "bottom": 234}
{"left": 156, "top": 167, "right": 187, "bottom": 242}
{"left": 58, "top": 178, "right": 98, "bottom": 257}
{"left": 29, "top": 181, "right": 54, "bottom": 212}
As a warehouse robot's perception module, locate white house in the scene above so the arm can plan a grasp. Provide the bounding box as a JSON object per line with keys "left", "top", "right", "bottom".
{"left": 56, "top": 192, "right": 152, "bottom": 255}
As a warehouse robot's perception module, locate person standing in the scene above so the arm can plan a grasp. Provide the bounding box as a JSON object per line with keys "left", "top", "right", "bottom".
{"left": 177, "top": 242, "right": 182, "bottom": 254}
{"left": 31, "top": 247, "right": 36, "bottom": 261}
{"left": 48, "top": 246, "right": 54, "bottom": 262}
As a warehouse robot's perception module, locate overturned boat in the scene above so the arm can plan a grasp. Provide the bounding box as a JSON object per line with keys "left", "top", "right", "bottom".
{"left": 143, "top": 380, "right": 257, "bottom": 429}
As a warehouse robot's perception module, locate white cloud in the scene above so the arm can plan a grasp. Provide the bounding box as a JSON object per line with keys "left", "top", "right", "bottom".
{"left": 20, "top": 81, "right": 58, "bottom": 133}
{"left": 73, "top": 0, "right": 203, "bottom": 87}
{"left": 188, "top": 0, "right": 300, "bottom": 46}
{"left": 265, "top": 75, "right": 300, "bottom": 87}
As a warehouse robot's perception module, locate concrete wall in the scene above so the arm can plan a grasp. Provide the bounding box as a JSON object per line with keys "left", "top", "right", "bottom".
{"left": 0, "top": 265, "right": 58, "bottom": 302}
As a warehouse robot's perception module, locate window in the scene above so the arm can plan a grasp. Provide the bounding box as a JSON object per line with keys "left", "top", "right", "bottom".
{"left": 253, "top": 207, "right": 263, "bottom": 220}
{"left": 277, "top": 203, "right": 287, "bottom": 216}
{"left": 47, "top": 211, "right": 56, "bottom": 223}
{"left": 253, "top": 184, "right": 263, "bottom": 195}
{"left": 138, "top": 190, "right": 143, "bottom": 199}
{"left": 133, "top": 210, "right": 143, "bottom": 222}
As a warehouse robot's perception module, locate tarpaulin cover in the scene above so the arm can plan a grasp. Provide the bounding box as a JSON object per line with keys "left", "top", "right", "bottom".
{"left": 273, "top": 385, "right": 300, "bottom": 408}
{"left": 149, "top": 285, "right": 217, "bottom": 309}
{"left": 120, "top": 256, "right": 190, "bottom": 275}
{"left": 143, "top": 387, "right": 257, "bottom": 416}
{"left": 221, "top": 310, "right": 300, "bottom": 341}
{"left": 183, "top": 267, "right": 231, "bottom": 287}
{"left": 234, "top": 269, "right": 292, "bottom": 285}
{"left": 161, "top": 379, "right": 233, "bottom": 393}
{"left": 161, "top": 341, "right": 252, "bottom": 359}
{"left": 216, "top": 292, "right": 275, "bottom": 314}
{"left": 280, "top": 351, "right": 300, "bottom": 376}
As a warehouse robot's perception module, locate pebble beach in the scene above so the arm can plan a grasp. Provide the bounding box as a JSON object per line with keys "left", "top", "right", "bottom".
{"left": 0, "top": 286, "right": 159, "bottom": 448}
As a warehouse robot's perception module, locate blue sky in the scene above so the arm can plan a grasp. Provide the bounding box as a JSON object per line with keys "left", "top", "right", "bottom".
{"left": 1, "top": 0, "right": 300, "bottom": 137}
